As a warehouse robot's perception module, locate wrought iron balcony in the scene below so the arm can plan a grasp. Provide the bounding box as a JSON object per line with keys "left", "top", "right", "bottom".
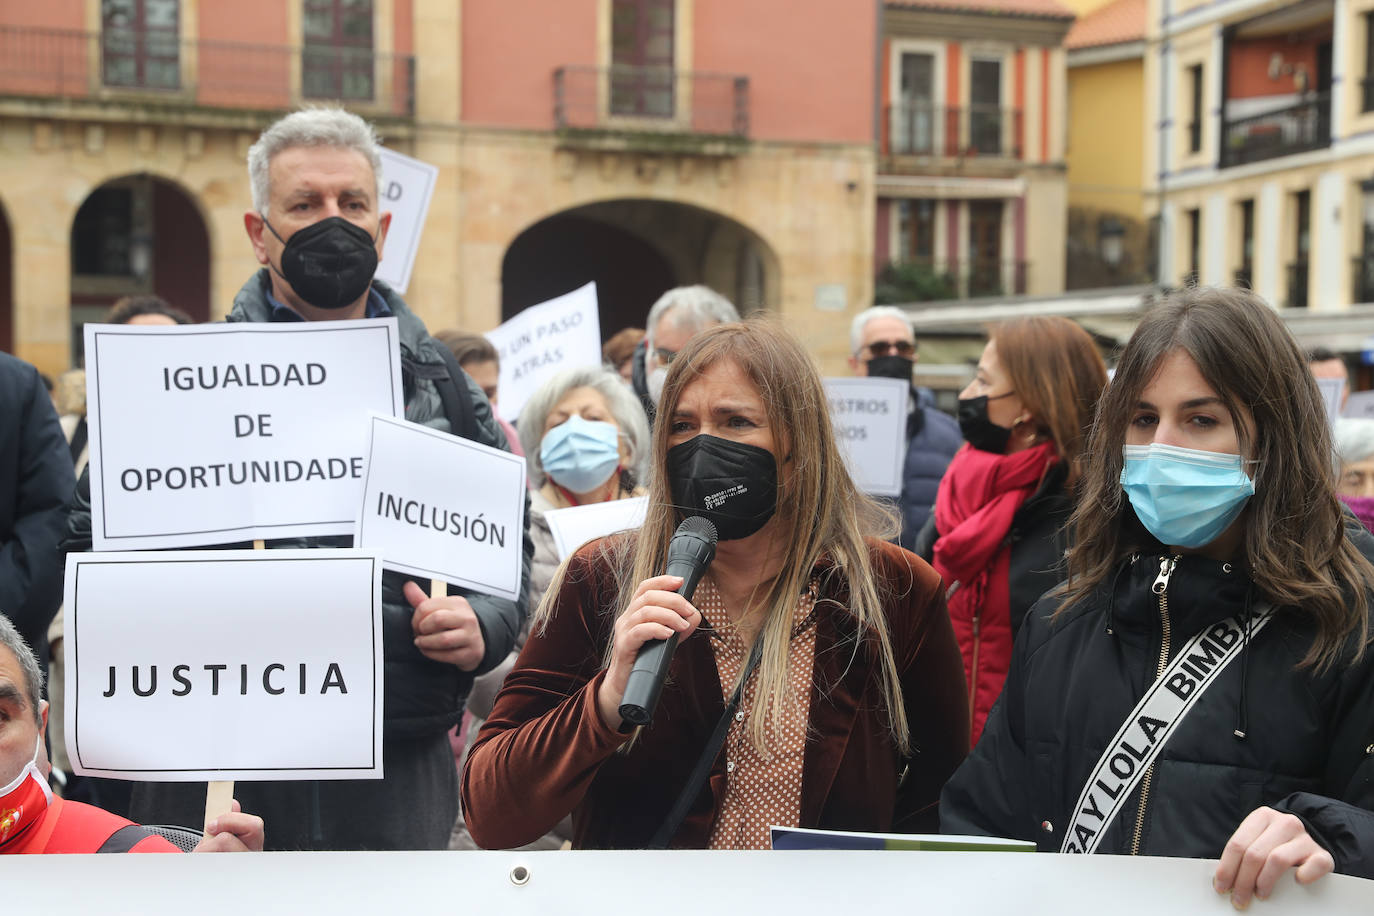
{"left": 884, "top": 104, "right": 1023, "bottom": 159}
{"left": 0, "top": 26, "right": 415, "bottom": 117}
{"left": 553, "top": 65, "right": 748, "bottom": 150}
{"left": 1220, "top": 94, "right": 1330, "bottom": 168}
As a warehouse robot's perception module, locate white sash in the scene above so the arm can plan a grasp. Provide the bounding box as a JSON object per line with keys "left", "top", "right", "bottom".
{"left": 1061, "top": 604, "right": 1274, "bottom": 854}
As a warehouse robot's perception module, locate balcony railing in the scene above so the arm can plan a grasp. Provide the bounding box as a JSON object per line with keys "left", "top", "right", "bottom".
{"left": 890, "top": 258, "right": 1027, "bottom": 298}
{"left": 1287, "top": 260, "right": 1310, "bottom": 308}
{"left": 553, "top": 65, "right": 749, "bottom": 143}
{"left": 0, "top": 26, "right": 415, "bottom": 117}
{"left": 884, "top": 104, "right": 1023, "bottom": 159}
{"left": 1220, "top": 94, "right": 1330, "bottom": 168}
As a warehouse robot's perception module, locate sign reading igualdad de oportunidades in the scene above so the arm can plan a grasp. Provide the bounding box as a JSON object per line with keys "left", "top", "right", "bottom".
{"left": 84, "top": 320, "right": 404, "bottom": 551}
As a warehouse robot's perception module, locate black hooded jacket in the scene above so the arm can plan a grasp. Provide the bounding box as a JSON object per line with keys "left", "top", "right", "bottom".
{"left": 942, "top": 523, "right": 1374, "bottom": 878}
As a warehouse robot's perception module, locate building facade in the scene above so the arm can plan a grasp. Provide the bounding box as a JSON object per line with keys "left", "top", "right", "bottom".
{"left": 873, "top": 0, "right": 1074, "bottom": 304}
{"left": 0, "top": 0, "right": 879, "bottom": 378}
{"left": 1145, "top": 0, "right": 1374, "bottom": 316}
{"left": 1064, "top": 0, "right": 1151, "bottom": 288}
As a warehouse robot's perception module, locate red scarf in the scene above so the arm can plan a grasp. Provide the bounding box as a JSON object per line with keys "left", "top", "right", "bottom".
{"left": 933, "top": 441, "right": 1057, "bottom": 744}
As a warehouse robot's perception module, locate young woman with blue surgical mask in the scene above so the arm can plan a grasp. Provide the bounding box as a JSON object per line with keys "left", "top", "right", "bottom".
{"left": 942, "top": 288, "right": 1374, "bottom": 905}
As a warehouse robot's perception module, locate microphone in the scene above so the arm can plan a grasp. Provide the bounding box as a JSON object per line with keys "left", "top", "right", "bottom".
{"left": 618, "top": 516, "right": 718, "bottom": 727}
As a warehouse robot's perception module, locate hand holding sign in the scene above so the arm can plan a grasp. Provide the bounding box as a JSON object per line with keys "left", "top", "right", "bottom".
{"left": 195, "top": 800, "right": 266, "bottom": 853}
{"left": 403, "top": 581, "right": 486, "bottom": 671}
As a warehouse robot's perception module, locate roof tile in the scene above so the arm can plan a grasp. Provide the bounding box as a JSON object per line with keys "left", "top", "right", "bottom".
{"left": 889, "top": 0, "right": 1076, "bottom": 21}
{"left": 1065, "top": 0, "right": 1146, "bottom": 49}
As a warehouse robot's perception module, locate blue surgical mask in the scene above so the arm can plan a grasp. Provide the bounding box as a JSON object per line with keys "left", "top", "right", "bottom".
{"left": 540, "top": 415, "right": 622, "bottom": 494}
{"left": 1120, "top": 443, "right": 1255, "bottom": 549}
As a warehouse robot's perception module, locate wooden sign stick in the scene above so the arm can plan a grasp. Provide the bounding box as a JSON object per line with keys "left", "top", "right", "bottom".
{"left": 203, "top": 537, "right": 265, "bottom": 832}
{"left": 431, "top": 578, "right": 447, "bottom": 600}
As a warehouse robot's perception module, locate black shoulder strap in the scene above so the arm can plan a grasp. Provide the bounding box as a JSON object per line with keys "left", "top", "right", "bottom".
{"left": 428, "top": 345, "right": 480, "bottom": 443}
{"left": 97, "top": 824, "right": 154, "bottom": 854}
{"left": 69, "top": 417, "right": 88, "bottom": 463}
{"left": 647, "top": 639, "right": 763, "bottom": 850}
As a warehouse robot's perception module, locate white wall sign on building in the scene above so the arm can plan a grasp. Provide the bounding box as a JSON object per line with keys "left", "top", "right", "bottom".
{"left": 374, "top": 147, "right": 439, "bottom": 294}
{"left": 84, "top": 320, "right": 403, "bottom": 551}
{"left": 484, "top": 282, "right": 603, "bottom": 420}
{"left": 545, "top": 496, "right": 649, "bottom": 561}
{"left": 355, "top": 414, "right": 527, "bottom": 601}
{"left": 63, "top": 549, "right": 384, "bottom": 782}
{"left": 825, "top": 377, "right": 910, "bottom": 498}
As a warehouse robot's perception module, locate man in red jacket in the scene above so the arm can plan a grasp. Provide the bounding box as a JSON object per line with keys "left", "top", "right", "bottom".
{"left": 0, "top": 616, "right": 263, "bottom": 854}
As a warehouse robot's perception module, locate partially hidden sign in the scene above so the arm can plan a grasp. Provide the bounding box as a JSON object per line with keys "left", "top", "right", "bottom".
{"left": 374, "top": 147, "right": 439, "bottom": 294}
{"left": 64, "top": 550, "right": 384, "bottom": 781}
{"left": 484, "top": 282, "right": 603, "bottom": 420}
{"left": 544, "top": 496, "right": 648, "bottom": 561}
{"left": 85, "top": 320, "right": 403, "bottom": 551}
{"left": 824, "top": 377, "right": 910, "bottom": 498}
{"left": 355, "top": 414, "right": 527, "bottom": 601}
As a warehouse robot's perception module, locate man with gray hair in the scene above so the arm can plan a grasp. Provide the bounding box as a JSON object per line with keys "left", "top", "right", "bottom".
{"left": 848, "top": 305, "right": 961, "bottom": 547}
{"left": 63, "top": 108, "right": 531, "bottom": 851}
{"left": 630, "top": 285, "right": 740, "bottom": 419}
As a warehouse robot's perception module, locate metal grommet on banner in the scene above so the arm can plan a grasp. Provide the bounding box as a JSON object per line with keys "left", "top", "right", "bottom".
{"left": 510, "top": 865, "right": 530, "bottom": 886}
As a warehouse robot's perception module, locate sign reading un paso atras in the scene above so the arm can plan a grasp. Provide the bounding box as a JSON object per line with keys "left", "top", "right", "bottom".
{"left": 84, "top": 320, "right": 403, "bottom": 550}
{"left": 64, "top": 550, "right": 384, "bottom": 782}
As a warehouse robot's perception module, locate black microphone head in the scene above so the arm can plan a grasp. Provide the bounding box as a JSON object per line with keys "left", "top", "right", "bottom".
{"left": 673, "top": 516, "right": 718, "bottom": 545}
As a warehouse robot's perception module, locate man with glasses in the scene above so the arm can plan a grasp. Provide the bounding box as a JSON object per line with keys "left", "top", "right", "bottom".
{"left": 848, "top": 306, "right": 961, "bottom": 548}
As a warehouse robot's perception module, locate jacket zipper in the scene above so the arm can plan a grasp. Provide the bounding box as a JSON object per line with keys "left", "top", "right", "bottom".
{"left": 1131, "top": 555, "right": 1178, "bottom": 855}
{"left": 968, "top": 612, "right": 981, "bottom": 737}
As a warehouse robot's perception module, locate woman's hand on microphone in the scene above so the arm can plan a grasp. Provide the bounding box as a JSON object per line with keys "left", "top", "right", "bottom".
{"left": 596, "top": 574, "right": 702, "bottom": 731}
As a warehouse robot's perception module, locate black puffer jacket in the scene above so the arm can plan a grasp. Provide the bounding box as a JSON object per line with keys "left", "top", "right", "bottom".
{"left": 62, "top": 272, "right": 531, "bottom": 739}
{"left": 942, "top": 526, "right": 1374, "bottom": 878}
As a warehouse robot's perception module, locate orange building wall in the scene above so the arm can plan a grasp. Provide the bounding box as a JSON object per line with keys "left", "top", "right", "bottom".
{"left": 694, "top": 0, "right": 875, "bottom": 143}
{"left": 0, "top": 0, "right": 83, "bottom": 29}
{"left": 461, "top": 0, "right": 598, "bottom": 128}
{"left": 1226, "top": 37, "right": 1325, "bottom": 99}
{"left": 198, "top": 0, "right": 288, "bottom": 43}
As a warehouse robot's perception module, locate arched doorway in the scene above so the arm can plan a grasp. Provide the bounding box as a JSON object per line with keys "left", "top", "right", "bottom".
{"left": 69, "top": 174, "right": 210, "bottom": 359}
{"left": 0, "top": 200, "right": 11, "bottom": 354}
{"left": 501, "top": 200, "right": 779, "bottom": 337}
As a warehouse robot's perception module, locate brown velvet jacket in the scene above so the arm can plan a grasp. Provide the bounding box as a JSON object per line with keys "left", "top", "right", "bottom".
{"left": 461, "top": 537, "right": 969, "bottom": 849}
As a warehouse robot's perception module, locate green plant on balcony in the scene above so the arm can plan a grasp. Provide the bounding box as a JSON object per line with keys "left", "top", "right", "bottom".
{"left": 874, "top": 260, "right": 959, "bottom": 304}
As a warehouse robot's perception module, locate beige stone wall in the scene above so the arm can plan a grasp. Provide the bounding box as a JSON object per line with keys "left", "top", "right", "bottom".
{"left": 0, "top": 116, "right": 265, "bottom": 377}
{"left": 432, "top": 127, "right": 877, "bottom": 375}
{"left": 1025, "top": 168, "right": 1068, "bottom": 294}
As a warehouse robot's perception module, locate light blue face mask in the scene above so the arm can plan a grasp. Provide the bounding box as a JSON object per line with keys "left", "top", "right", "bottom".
{"left": 1120, "top": 443, "right": 1255, "bottom": 549}
{"left": 540, "top": 415, "right": 621, "bottom": 494}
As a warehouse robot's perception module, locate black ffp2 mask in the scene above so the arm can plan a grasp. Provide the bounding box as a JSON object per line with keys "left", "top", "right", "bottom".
{"left": 866, "top": 355, "right": 915, "bottom": 382}
{"left": 666, "top": 435, "right": 778, "bottom": 541}
{"left": 957, "top": 395, "right": 1014, "bottom": 453}
{"left": 265, "top": 216, "right": 379, "bottom": 311}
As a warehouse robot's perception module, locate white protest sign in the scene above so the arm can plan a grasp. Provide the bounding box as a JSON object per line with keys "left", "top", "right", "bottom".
{"left": 1316, "top": 377, "right": 1345, "bottom": 426}
{"left": 85, "top": 320, "right": 403, "bottom": 551}
{"left": 374, "top": 147, "right": 438, "bottom": 294}
{"left": 545, "top": 496, "right": 648, "bottom": 560}
{"left": 63, "top": 549, "right": 383, "bottom": 782}
{"left": 485, "top": 282, "right": 603, "bottom": 420}
{"left": 1344, "top": 390, "right": 1374, "bottom": 419}
{"left": 825, "top": 377, "right": 910, "bottom": 497}
{"left": 356, "top": 414, "right": 527, "bottom": 600}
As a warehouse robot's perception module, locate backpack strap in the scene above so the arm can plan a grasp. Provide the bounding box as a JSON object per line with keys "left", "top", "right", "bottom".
{"left": 402, "top": 345, "right": 480, "bottom": 443}
{"left": 97, "top": 824, "right": 154, "bottom": 854}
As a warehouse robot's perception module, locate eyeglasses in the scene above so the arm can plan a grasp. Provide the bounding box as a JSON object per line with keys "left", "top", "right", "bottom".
{"left": 862, "top": 340, "right": 916, "bottom": 359}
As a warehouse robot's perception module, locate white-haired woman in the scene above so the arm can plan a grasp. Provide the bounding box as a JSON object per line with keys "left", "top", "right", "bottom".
{"left": 1334, "top": 418, "right": 1374, "bottom": 531}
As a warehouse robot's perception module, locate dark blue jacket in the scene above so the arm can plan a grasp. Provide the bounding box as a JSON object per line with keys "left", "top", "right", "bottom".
{"left": 898, "top": 395, "right": 961, "bottom": 550}
{"left": 0, "top": 352, "right": 75, "bottom": 678}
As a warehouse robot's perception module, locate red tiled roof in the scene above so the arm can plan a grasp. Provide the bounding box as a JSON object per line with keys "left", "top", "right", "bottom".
{"left": 1065, "top": 0, "right": 1146, "bottom": 49}
{"left": 889, "top": 0, "right": 1075, "bottom": 21}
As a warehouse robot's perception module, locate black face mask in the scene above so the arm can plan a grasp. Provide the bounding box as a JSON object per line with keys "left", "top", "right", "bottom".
{"left": 866, "top": 355, "right": 915, "bottom": 382}
{"left": 666, "top": 435, "right": 778, "bottom": 541}
{"left": 264, "top": 216, "right": 379, "bottom": 311}
{"left": 957, "top": 395, "right": 1014, "bottom": 453}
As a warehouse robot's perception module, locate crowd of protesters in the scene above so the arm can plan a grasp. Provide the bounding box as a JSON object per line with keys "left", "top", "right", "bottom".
{"left": 0, "top": 107, "right": 1371, "bottom": 909}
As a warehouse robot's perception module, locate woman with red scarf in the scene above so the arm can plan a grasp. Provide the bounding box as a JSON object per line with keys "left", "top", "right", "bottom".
{"left": 914, "top": 317, "right": 1107, "bottom": 744}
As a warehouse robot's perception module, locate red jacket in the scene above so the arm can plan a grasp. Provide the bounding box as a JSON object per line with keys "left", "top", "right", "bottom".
{"left": 3, "top": 797, "right": 179, "bottom": 854}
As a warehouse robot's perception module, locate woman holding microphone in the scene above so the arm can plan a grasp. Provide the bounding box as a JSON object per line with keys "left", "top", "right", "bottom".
{"left": 462, "top": 320, "right": 968, "bottom": 849}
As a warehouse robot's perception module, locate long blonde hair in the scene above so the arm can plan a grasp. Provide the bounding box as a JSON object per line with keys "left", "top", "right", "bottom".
{"left": 536, "top": 319, "right": 912, "bottom": 752}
